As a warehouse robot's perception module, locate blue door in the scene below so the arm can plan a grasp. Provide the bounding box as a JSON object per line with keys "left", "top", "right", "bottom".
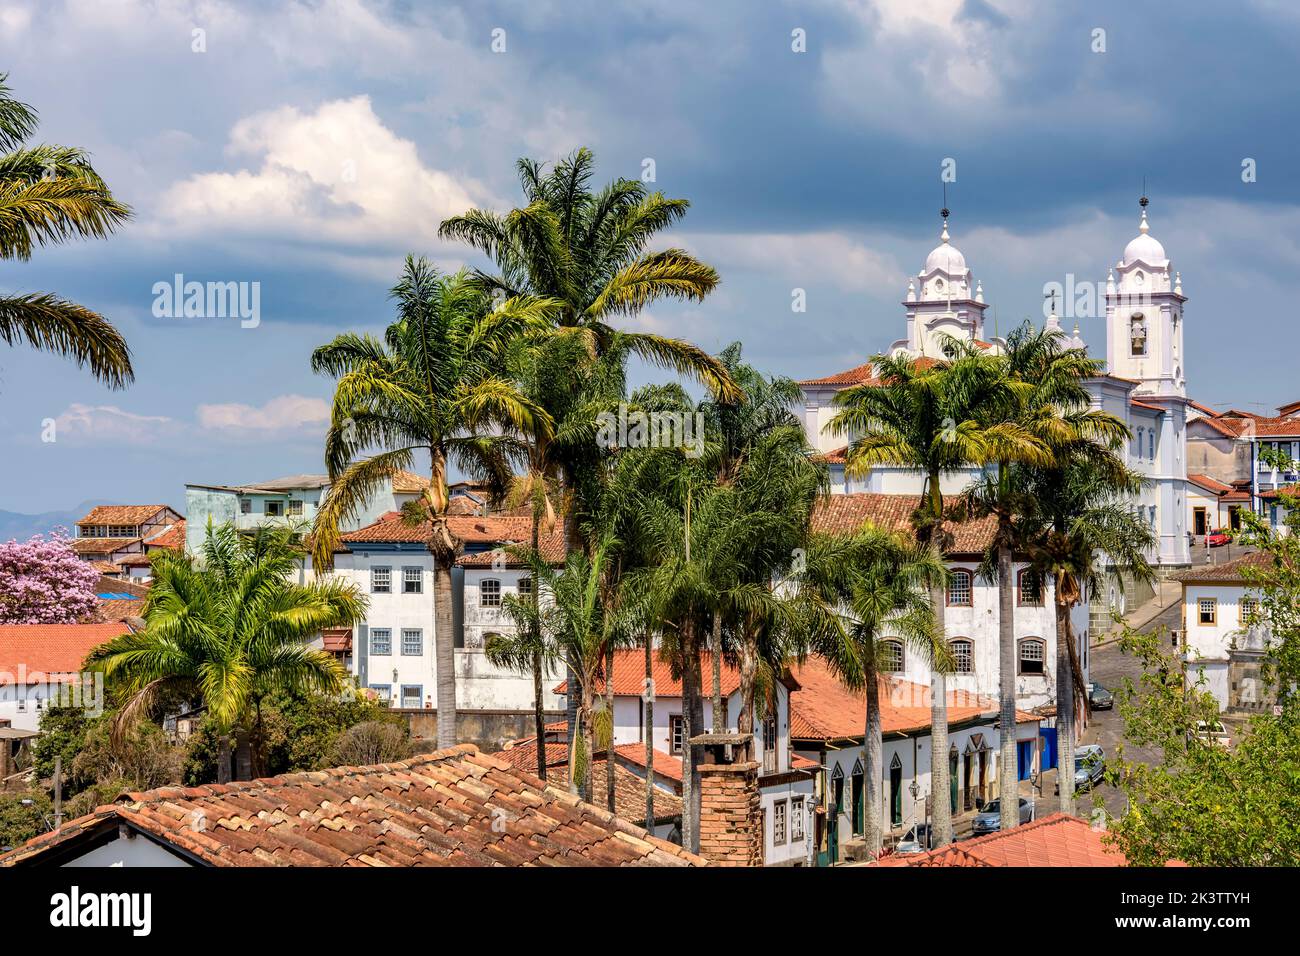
{"left": 1016, "top": 740, "right": 1034, "bottom": 782}
{"left": 1040, "top": 728, "right": 1059, "bottom": 770}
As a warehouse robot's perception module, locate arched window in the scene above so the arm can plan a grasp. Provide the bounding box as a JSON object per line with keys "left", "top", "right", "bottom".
{"left": 850, "top": 759, "right": 865, "bottom": 836}
{"left": 1017, "top": 569, "right": 1043, "bottom": 606}
{"left": 830, "top": 763, "right": 845, "bottom": 815}
{"left": 946, "top": 569, "right": 973, "bottom": 606}
{"left": 1134, "top": 427, "right": 1144, "bottom": 459}
{"left": 1018, "top": 638, "right": 1046, "bottom": 675}
{"left": 1130, "top": 312, "right": 1147, "bottom": 355}
{"left": 889, "top": 753, "right": 903, "bottom": 827}
{"left": 949, "top": 638, "right": 973, "bottom": 674}
{"left": 880, "top": 640, "right": 904, "bottom": 674}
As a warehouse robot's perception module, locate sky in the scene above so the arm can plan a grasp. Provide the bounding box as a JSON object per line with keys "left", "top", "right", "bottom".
{"left": 1, "top": 0, "right": 1298, "bottom": 514}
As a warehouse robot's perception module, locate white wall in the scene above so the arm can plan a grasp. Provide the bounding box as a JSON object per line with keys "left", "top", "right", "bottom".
{"left": 64, "top": 833, "right": 193, "bottom": 867}
{"left": 1182, "top": 581, "right": 1269, "bottom": 710}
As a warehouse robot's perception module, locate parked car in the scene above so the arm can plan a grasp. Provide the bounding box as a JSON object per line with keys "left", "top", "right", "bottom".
{"left": 1088, "top": 682, "right": 1114, "bottom": 710}
{"left": 971, "top": 797, "right": 1035, "bottom": 835}
{"left": 1206, "top": 529, "right": 1231, "bottom": 547}
{"left": 894, "top": 822, "right": 931, "bottom": 854}
{"left": 1056, "top": 744, "right": 1105, "bottom": 793}
{"left": 1194, "top": 720, "right": 1231, "bottom": 748}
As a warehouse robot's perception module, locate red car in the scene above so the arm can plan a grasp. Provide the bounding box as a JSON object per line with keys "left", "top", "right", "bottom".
{"left": 1206, "top": 529, "right": 1231, "bottom": 547}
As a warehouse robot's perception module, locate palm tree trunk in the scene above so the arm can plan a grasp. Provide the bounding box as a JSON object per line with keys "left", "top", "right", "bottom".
{"left": 680, "top": 618, "right": 702, "bottom": 853}
{"left": 530, "top": 511, "right": 546, "bottom": 782}
{"left": 605, "top": 641, "right": 616, "bottom": 813}
{"left": 736, "top": 636, "right": 756, "bottom": 736}
{"left": 998, "top": 541, "right": 1019, "bottom": 830}
{"left": 217, "top": 734, "right": 232, "bottom": 784}
{"left": 644, "top": 634, "right": 656, "bottom": 832}
{"left": 1056, "top": 596, "right": 1076, "bottom": 816}
{"left": 711, "top": 613, "right": 724, "bottom": 732}
{"left": 863, "top": 650, "right": 884, "bottom": 857}
{"left": 929, "top": 578, "right": 952, "bottom": 847}
{"left": 582, "top": 691, "right": 595, "bottom": 803}
{"left": 433, "top": 554, "right": 457, "bottom": 749}
{"left": 562, "top": 500, "right": 581, "bottom": 761}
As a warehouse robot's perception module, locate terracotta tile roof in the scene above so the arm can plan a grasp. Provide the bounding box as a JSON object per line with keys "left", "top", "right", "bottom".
{"left": 490, "top": 740, "right": 685, "bottom": 825}
{"left": 814, "top": 446, "right": 848, "bottom": 465}
{"left": 553, "top": 649, "right": 743, "bottom": 699}
{"left": 811, "top": 493, "right": 997, "bottom": 555}
{"left": 787, "top": 658, "right": 1038, "bottom": 742}
{"left": 1247, "top": 417, "right": 1300, "bottom": 437}
{"left": 1221, "top": 490, "right": 1252, "bottom": 503}
{"left": 0, "top": 744, "right": 703, "bottom": 868}
{"left": 94, "top": 598, "right": 146, "bottom": 622}
{"left": 69, "top": 537, "right": 139, "bottom": 555}
{"left": 116, "top": 553, "right": 153, "bottom": 567}
{"left": 456, "top": 528, "right": 566, "bottom": 568}
{"left": 144, "top": 521, "right": 186, "bottom": 550}
{"left": 90, "top": 559, "right": 122, "bottom": 574}
{"left": 797, "top": 356, "right": 942, "bottom": 389}
{"left": 77, "top": 505, "right": 171, "bottom": 526}
{"left": 1277, "top": 399, "right": 1300, "bottom": 417}
{"left": 0, "top": 622, "right": 131, "bottom": 682}
{"left": 1130, "top": 398, "right": 1164, "bottom": 412}
{"left": 875, "top": 812, "right": 1136, "bottom": 867}
{"left": 391, "top": 470, "right": 432, "bottom": 494}
{"left": 339, "top": 512, "right": 541, "bottom": 549}
{"left": 1177, "top": 550, "right": 1274, "bottom": 583}
{"left": 1187, "top": 474, "right": 1233, "bottom": 495}
{"left": 613, "top": 744, "right": 684, "bottom": 783}
{"left": 1193, "top": 416, "right": 1249, "bottom": 438}
{"left": 1259, "top": 485, "right": 1300, "bottom": 501}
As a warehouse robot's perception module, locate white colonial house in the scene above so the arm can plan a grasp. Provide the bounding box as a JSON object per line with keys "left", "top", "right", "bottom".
{"left": 553, "top": 648, "right": 817, "bottom": 866}
{"left": 789, "top": 658, "right": 1041, "bottom": 863}
{"left": 1177, "top": 552, "right": 1275, "bottom": 713}
{"left": 0, "top": 623, "right": 130, "bottom": 732}
{"left": 326, "top": 511, "right": 564, "bottom": 713}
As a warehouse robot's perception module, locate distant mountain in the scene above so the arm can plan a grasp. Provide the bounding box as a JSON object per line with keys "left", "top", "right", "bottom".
{"left": 0, "top": 499, "right": 111, "bottom": 542}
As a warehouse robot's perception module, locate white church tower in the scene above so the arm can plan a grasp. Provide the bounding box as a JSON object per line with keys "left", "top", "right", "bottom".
{"left": 889, "top": 209, "right": 990, "bottom": 357}
{"left": 1105, "top": 196, "right": 1187, "bottom": 398}
{"left": 1095, "top": 196, "right": 1191, "bottom": 572}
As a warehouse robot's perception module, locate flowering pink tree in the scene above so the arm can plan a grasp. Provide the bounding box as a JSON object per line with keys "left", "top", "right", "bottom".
{"left": 0, "top": 533, "right": 101, "bottom": 624}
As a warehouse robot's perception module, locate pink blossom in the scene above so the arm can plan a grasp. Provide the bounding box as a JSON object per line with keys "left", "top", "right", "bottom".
{"left": 0, "top": 532, "right": 101, "bottom": 624}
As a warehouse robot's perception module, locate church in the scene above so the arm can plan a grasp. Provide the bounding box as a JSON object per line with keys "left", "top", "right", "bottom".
{"left": 797, "top": 200, "right": 1193, "bottom": 715}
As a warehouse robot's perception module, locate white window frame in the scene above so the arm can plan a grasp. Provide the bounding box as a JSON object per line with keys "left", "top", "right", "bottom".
{"left": 1018, "top": 638, "right": 1045, "bottom": 675}
{"left": 946, "top": 569, "right": 973, "bottom": 606}
{"left": 400, "top": 684, "right": 423, "bottom": 709}
{"left": 402, "top": 567, "right": 423, "bottom": 594}
{"left": 287, "top": 499, "right": 304, "bottom": 516}
{"left": 370, "top": 628, "right": 392, "bottom": 655}
{"left": 773, "top": 799, "right": 788, "bottom": 846}
{"left": 371, "top": 566, "right": 392, "bottom": 594}
{"left": 401, "top": 628, "right": 423, "bottom": 656}
{"left": 950, "top": 638, "right": 974, "bottom": 674}
{"left": 881, "top": 640, "right": 904, "bottom": 674}
{"left": 790, "top": 796, "right": 804, "bottom": 842}
{"left": 1198, "top": 597, "right": 1216, "bottom": 625}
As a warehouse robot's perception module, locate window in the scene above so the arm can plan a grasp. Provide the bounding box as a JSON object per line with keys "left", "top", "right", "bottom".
{"left": 107, "top": 524, "right": 136, "bottom": 537}
{"left": 1148, "top": 431, "right": 1155, "bottom": 461}
{"left": 763, "top": 714, "right": 778, "bottom": 773}
{"left": 369, "top": 684, "right": 391, "bottom": 703}
{"left": 950, "top": 638, "right": 973, "bottom": 674}
{"left": 773, "top": 799, "right": 788, "bottom": 846}
{"left": 370, "top": 628, "right": 392, "bottom": 655}
{"left": 880, "top": 640, "right": 904, "bottom": 674}
{"left": 517, "top": 577, "right": 532, "bottom": 597}
{"left": 401, "top": 628, "right": 423, "bottom": 656}
{"left": 240, "top": 499, "right": 252, "bottom": 515}
{"left": 480, "top": 578, "right": 501, "bottom": 607}
{"left": 790, "top": 797, "right": 805, "bottom": 842}
{"left": 371, "top": 566, "right": 391, "bottom": 594}
{"left": 1133, "top": 428, "right": 1143, "bottom": 460}
{"left": 946, "top": 569, "right": 972, "bottom": 606}
{"left": 287, "top": 499, "right": 304, "bottom": 516}
{"left": 402, "top": 567, "right": 422, "bottom": 594}
{"left": 1239, "top": 597, "right": 1258, "bottom": 625}
{"left": 400, "top": 685, "right": 422, "bottom": 709}
{"left": 1018, "top": 638, "right": 1046, "bottom": 675}
{"left": 1017, "top": 569, "right": 1043, "bottom": 606}
{"left": 265, "top": 500, "right": 283, "bottom": 517}
{"left": 16, "top": 698, "right": 25, "bottom": 713}
{"left": 669, "top": 715, "right": 685, "bottom": 754}
{"left": 1197, "top": 598, "right": 1217, "bottom": 626}
{"left": 1129, "top": 313, "right": 1147, "bottom": 356}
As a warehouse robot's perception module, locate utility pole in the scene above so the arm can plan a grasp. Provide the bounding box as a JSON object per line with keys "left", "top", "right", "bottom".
{"left": 53, "top": 754, "right": 63, "bottom": 830}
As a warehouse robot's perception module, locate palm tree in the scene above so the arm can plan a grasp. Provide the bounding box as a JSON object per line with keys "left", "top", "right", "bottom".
{"left": 1014, "top": 437, "right": 1155, "bottom": 814}
{"left": 489, "top": 538, "right": 631, "bottom": 799}
{"left": 1, "top": 74, "right": 133, "bottom": 387}
{"left": 89, "top": 524, "right": 365, "bottom": 780}
{"left": 961, "top": 323, "right": 1126, "bottom": 829}
{"left": 310, "top": 257, "right": 556, "bottom": 750}
{"left": 797, "top": 526, "right": 947, "bottom": 857}
{"left": 827, "top": 342, "right": 1035, "bottom": 847}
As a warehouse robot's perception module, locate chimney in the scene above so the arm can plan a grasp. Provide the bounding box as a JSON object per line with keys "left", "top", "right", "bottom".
{"left": 691, "top": 732, "right": 763, "bottom": 867}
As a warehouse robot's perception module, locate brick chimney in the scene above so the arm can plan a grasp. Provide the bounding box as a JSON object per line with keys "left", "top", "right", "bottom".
{"left": 691, "top": 732, "right": 763, "bottom": 867}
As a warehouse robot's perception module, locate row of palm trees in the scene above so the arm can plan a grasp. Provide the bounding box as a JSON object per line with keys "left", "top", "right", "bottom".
{"left": 305, "top": 148, "right": 1156, "bottom": 857}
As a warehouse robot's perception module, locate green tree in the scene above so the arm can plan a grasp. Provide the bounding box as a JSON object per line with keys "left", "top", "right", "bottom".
{"left": 90, "top": 524, "right": 365, "bottom": 779}
{"left": 796, "top": 526, "right": 947, "bottom": 856}
{"left": 0, "top": 789, "right": 51, "bottom": 851}
{"left": 310, "top": 257, "right": 555, "bottom": 749}
{"left": 0, "top": 74, "right": 132, "bottom": 387}
{"left": 827, "top": 343, "right": 1030, "bottom": 846}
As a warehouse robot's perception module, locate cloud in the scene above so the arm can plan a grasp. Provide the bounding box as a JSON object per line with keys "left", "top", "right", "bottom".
{"left": 51, "top": 404, "right": 177, "bottom": 446}
{"left": 682, "top": 230, "right": 906, "bottom": 294}
{"left": 154, "top": 96, "right": 494, "bottom": 248}
{"left": 196, "top": 394, "right": 330, "bottom": 434}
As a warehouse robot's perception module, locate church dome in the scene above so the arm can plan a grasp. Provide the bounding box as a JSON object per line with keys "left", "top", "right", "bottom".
{"left": 923, "top": 216, "right": 968, "bottom": 275}
{"left": 1122, "top": 207, "right": 1167, "bottom": 266}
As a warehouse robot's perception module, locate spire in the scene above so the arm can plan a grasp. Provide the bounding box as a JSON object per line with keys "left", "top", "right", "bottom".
{"left": 940, "top": 205, "right": 950, "bottom": 244}
{"left": 1138, "top": 193, "right": 1150, "bottom": 234}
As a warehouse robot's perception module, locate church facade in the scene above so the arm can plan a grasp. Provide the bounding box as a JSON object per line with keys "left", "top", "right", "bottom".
{"left": 797, "top": 202, "right": 1193, "bottom": 713}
